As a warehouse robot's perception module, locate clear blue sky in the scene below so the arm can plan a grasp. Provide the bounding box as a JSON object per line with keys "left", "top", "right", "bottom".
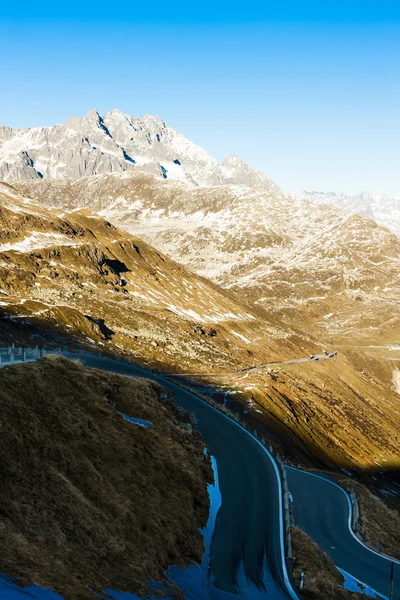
{"left": 1, "top": 1, "right": 399, "bottom": 194}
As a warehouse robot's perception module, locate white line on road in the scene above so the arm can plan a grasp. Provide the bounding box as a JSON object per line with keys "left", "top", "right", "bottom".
{"left": 167, "top": 352, "right": 338, "bottom": 378}
{"left": 286, "top": 467, "right": 400, "bottom": 566}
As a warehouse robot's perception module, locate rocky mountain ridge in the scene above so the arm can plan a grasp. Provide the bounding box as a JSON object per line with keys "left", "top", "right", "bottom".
{"left": 0, "top": 109, "right": 278, "bottom": 191}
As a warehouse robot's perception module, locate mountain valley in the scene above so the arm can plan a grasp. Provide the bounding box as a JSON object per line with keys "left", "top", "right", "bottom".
{"left": 0, "top": 182, "right": 399, "bottom": 479}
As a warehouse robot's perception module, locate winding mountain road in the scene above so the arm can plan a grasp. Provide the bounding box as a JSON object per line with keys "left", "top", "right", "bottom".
{"left": 169, "top": 352, "right": 338, "bottom": 378}
{"left": 236, "top": 352, "right": 337, "bottom": 373}
{"left": 82, "top": 353, "right": 398, "bottom": 600}
{"left": 5, "top": 348, "right": 397, "bottom": 599}
{"left": 287, "top": 468, "right": 400, "bottom": 599}
{"left": 67, "top": 353, "right": 297, "bottom": 599}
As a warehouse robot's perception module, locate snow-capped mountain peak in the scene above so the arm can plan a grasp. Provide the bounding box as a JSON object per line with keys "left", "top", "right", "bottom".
{"left": 65, "top": 108, "right": 112, "bottom": 137}
{"left": 0, "top": 109, "right": 278, "bottom": 192}
{"left": 221, "top": 153, "right": 278, "bottom": 191}
{"left": 222, "top": 154, "right": 245, "bottom": 166}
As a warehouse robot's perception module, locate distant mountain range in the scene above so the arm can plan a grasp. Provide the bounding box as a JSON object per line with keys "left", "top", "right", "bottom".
{"left": 290, "top": 190, "right": 400, "bottom": 238}
{"left": 0, "top": 108, "right": 278, "bottom": 191}
{"left": 1, "top": 109, "right": 398, "bottom": 238}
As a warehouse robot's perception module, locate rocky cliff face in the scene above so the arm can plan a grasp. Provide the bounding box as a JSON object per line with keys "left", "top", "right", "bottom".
{"left": 0, "top": 109, "right": 278, "bottom": 191}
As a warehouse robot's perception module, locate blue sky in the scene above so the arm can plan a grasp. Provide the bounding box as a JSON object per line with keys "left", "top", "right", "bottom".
{"left": 1, "top": 1, "right": 399, "bottom": 194}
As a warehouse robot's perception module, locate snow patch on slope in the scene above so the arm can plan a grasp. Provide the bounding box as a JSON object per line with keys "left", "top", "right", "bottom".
{"left": 393, "top": 370, "right": 400, "bottom": 395}
{"left": 0, "top": 232, "right": 80, "bottom": 253}
{"left": 0, "top": 574, "right": 63, "bottom": 599}
{"left": 338, "top": 568, "right": 387, "bottom": 598}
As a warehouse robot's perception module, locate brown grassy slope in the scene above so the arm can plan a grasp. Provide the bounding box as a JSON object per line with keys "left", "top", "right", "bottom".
{"left": 0, "top": 356, "right": 212, "bottom": 599}
{"left": 0, "top": 185, "right": 399, "bottom": 474}
{"left": 292, "top": 527, "right": 365, "bottom": 600}
{"left": 16, "top": 175, "right": 400, "bottom": 350}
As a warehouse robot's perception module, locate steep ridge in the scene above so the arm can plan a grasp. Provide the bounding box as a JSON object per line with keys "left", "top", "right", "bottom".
{"left": 0, "top": 109, "right": 278, "bottom": 191}
{"left": 1, "top": 183, "right": 400, "bottom": 474}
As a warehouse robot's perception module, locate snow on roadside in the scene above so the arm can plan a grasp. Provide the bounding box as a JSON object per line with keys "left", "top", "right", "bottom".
{"left": 104, "top": 456, "right": 222, "bottom": 600}
{"left": 338, "top": 568, "right": 388, "bottom": 599}
{"left": 0, "top": 574, "right": 63, "bottom": 599}
{"left": 166, "top": 455, "right": 221, "bottom": 599}
{"left": 120, "top": 413, "right": 152, "bottom": 428}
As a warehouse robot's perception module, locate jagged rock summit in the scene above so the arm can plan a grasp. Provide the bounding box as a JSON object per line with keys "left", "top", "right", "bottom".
{"left": 0, "top": 108, "right": 278, "bottom": 191}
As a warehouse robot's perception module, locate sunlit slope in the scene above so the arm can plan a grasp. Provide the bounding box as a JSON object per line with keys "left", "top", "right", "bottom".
{"left": 1, "top": 182, "right": 399, "bottom": 471}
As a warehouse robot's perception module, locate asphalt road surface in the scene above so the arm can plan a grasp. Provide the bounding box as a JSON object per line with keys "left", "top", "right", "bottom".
{"left": 236, "top": 352, "right": 337, "bottom": 374}
{"left": 170, "top": 352, "right": 338, "bottom": 377}
{"left": 70, "top": 354, "right": 296, "bottom": 599}
{"left": 4, "top": 348, "right": 396, "bottom": 599}
{"left": 287, "top": 467, "right": 400, "bottom": 599}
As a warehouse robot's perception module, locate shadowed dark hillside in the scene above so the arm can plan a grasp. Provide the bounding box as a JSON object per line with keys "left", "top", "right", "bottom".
{"left": 0, "top": 356, "right": 212, "bottom": 600}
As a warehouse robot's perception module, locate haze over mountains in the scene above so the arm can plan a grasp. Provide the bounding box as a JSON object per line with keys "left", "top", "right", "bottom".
{"left": 291, "top": 190, "right": 400, "bottom": 239}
